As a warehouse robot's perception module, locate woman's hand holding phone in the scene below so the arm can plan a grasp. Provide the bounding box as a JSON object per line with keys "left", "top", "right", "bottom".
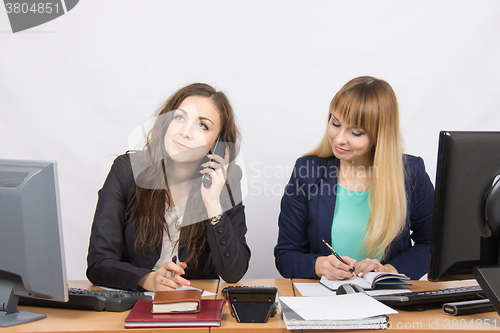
{"left": 200, "top": 145, "right": 230, "bottom": 217}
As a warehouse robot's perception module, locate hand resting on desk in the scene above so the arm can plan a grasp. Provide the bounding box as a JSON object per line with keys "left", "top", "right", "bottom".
{"left": 355, "top": 258, "right": 398, "bottom": 277}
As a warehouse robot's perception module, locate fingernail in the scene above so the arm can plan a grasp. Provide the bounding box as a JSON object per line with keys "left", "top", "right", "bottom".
{"left": 358, "top": 272, "right": 364, "bottom": 277}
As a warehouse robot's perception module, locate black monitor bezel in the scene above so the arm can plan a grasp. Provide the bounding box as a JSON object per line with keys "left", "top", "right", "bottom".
{"left": 428, "top": 131, "right": 500, "bottom": 281}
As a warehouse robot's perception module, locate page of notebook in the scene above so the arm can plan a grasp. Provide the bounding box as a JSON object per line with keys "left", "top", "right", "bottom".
{"left": 293, "top": 282, "right": 410, "bottom": 297}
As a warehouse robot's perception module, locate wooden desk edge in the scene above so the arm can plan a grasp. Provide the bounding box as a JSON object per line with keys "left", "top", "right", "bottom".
{"left": 5, "top": 279, "right": 499, "bottom": 333}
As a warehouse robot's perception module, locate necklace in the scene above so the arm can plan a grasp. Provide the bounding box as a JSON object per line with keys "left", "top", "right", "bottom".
{"left": 339, "top": 168, "right": 348, "bottom": 186}
{"left": 339, "top": 164, "right": 372, "bottom": 191}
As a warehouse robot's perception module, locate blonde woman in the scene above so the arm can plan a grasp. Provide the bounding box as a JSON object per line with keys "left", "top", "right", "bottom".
{"left": 274, "top": 76, "right": 434, "bottom": 280}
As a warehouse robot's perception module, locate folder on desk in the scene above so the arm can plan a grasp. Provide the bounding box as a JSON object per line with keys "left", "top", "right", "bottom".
{"left": 124, "top": 299, "right": 225, "bottom": 328}
{"left": 281, "top": 301, "right": 389, "bottom": 330}
{"left": 279, "top": 293, "right": 396, "bottom": 330}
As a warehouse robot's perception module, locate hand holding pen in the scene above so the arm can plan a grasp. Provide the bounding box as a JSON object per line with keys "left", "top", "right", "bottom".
{"left": 319, "top": 239, "right": 357, "bottom": 279}
{"left": 156, "top": 256, "right": 191, "bottom": 291}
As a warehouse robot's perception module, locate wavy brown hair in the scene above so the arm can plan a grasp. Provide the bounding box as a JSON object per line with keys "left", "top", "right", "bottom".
{"left": 131, "top": 83, "right": 240, "bottom": 266}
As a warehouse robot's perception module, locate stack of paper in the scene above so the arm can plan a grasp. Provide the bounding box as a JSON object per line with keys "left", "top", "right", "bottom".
{"left": 279, "top": 293, "right": 397, "bottom": 330}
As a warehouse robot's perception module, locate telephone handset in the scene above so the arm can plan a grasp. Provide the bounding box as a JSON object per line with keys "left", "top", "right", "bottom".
{"left": 202, "top": 136, "right": 226, "bottom": 189}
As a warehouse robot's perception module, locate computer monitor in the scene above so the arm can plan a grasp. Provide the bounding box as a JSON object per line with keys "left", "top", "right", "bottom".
{"left": 0, "top": 159, "right": 68, "bottom": 327}
{"left": 428, "top": 131, "right": 500, "bottom": 281}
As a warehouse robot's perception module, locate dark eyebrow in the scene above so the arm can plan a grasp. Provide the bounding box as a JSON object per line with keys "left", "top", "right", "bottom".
{"left": 176, "top": 109, "right": 214, "bottom": 126}
{"left": 199, "top": 116, "right": 214, "bottom": 126}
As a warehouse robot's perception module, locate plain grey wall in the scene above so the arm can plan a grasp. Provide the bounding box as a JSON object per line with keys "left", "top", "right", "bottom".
{"left": 1, "top": 1, "right": 500, "bottom": 281}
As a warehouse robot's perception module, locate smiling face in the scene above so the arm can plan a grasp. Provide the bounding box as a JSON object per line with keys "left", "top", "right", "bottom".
{"left": 327, "top": 111, "right": 374, "bottom": 166}
{"left": 164, "top": 96, "right": 221, "bottom": 164}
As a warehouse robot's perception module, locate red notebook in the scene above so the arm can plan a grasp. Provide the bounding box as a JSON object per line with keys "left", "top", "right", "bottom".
{"left": 124, "top": 299, "right": 226, "bottom": 328}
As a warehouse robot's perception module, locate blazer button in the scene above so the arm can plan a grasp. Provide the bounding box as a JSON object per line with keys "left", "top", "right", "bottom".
{"left": 224, "top": 251, "right": 231, "bottom": 258}
{"left": 217, "top": 227, "right": 224, "bottom": 234}
{"left": 220, "top": 238, "right": 227, "bottom": 245}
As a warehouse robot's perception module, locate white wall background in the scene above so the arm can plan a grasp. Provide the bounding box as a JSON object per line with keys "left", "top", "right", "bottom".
{"left": 1, "top": 1, "right": 500, "bottom": 281}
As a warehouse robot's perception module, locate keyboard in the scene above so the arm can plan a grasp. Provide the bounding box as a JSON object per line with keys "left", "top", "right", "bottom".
{"left": 373, "top": 285, "right": 486, "bottom": 307}
{"left": 18, "top": 287, "right": 151, "bottom": 312}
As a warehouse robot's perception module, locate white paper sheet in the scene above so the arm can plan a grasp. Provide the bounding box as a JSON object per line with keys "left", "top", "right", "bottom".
{"left": 279, "top": 293, "right": 398, "bottom": 321}
{"left": 178, "top": 285, "right": 216, "bottom": 297}
{"left": 294, "top": 282, "right": 336, "bottom": 296}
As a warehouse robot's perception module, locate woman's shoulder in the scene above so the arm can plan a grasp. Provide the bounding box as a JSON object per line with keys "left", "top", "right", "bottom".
{"left": 110, "top": 153, "right": 132, "bottom": 172}
{"left": 403, "top": 153, "right": 426, "bottom": 172}
{"left": 290, "top": 155, "right": 337, "bottom": 182}
{"left": 294, "top": 154, "right": 335, "bottom": 167}
{"left": 97, "top": 153, "right": 135, "bottom": 200}
{"left": 105, "top": 153, "right": 137, "bottom": 187}
{"left": 403, "top": 153, "right": 432, "bottom": 186}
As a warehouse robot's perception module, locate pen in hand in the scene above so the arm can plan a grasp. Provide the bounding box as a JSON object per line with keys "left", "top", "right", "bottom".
{"left": 321, "top": 239, "right": 356, "bottom": 276}
{"left": 171, "top": 256, "right": 177, "bottom": 278}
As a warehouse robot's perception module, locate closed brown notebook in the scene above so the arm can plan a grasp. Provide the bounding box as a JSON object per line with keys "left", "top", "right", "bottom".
{"left": 152, "top": 289, "right": 202, "bottom": 314}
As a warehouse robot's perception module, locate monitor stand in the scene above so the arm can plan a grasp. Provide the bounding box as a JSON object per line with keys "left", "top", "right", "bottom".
{"left": 0, "top": 281, "right": 46, "bottom": 328}
{"left": 474, "top": 266, "right": 500, "bottom": 316}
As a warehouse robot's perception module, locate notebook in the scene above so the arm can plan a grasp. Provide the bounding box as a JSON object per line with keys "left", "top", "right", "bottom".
{"left": 124, "top": 299, "right": 225, "bottom": 328}
{"left": 152, "top": 289, "right": 202, "bottom": 313}
{"left": 279, "top": 293, "right": 395, "bottom": 330}
{"left": 320, "top": 272, "right": 410, "bottom": 291}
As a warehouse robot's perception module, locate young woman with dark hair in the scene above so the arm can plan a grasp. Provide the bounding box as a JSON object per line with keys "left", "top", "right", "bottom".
{"left": 87, "top": 83, "right": 250, "bottom": 291}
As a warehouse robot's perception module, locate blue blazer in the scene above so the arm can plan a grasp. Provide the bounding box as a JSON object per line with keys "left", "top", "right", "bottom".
{"left": 274, "top": 154, "right": 434, "bottom": 280}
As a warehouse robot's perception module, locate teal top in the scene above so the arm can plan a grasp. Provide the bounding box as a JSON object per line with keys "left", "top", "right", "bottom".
{"left": 330, "top": 184, "right": 381, "bottom": 262}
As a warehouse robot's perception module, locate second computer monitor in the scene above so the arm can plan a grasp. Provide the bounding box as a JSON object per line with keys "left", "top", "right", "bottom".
{"left": 428, "top": 131, "right": 500, "bottom": 281}
{"left": 0, "top": 159, "right": 68, "bottom": 327}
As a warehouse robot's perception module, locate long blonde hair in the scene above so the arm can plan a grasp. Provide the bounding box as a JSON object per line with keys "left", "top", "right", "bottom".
{"left": 306, "top": 76, "right": 407, "bottom": 260}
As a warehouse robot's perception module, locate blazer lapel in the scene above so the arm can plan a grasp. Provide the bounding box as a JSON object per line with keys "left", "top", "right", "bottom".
{"left": 316, "top": 158, "right": 339, "bottom": 256}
